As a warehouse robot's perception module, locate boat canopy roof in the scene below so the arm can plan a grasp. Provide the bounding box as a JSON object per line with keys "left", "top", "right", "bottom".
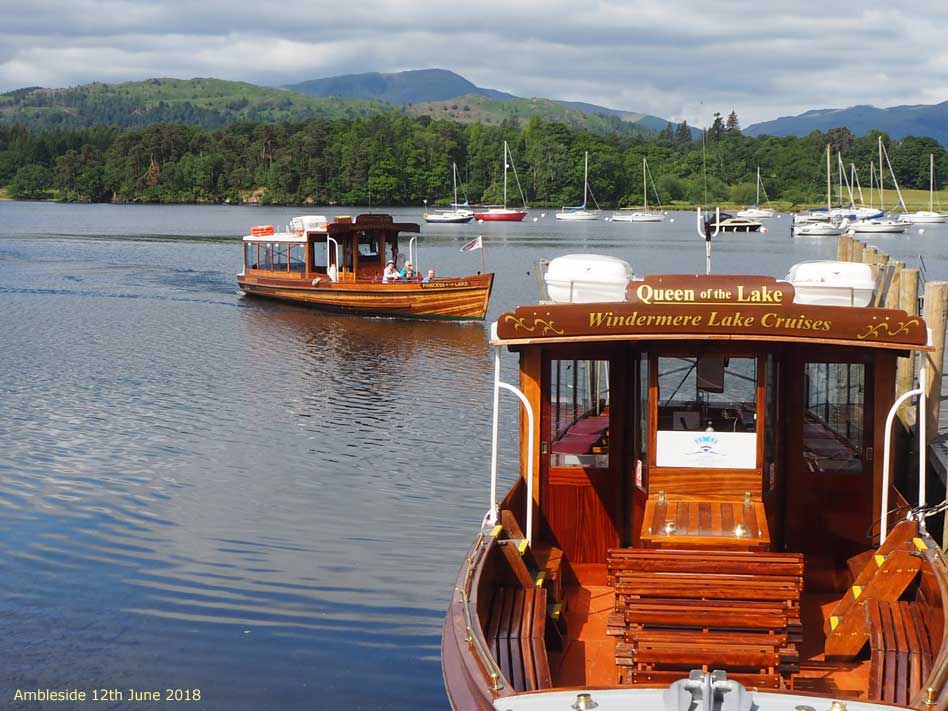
{"left": 493, "top": 272, "right": 930, "bottom": 351}
{"left": 327, "top": 214, "right": 420, "bottom": 236}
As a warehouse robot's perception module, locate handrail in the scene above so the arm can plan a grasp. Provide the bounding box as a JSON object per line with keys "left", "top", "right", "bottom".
{"left": 408, "top": 236, "right": 418, "bottom": 274}
{"left": 326, "top": 236, "right": 340, "bottom": 281}
{"left": 458, "top": 532, "right": 505, "bottom": 691}
{"left": 488, "top": 344, "right": 536, "bottom": 545}
{"left": 696, "top": 207, "right": 720, "bottom": 275}
{"left": 880, "top": 351, "right": 927, "bottom": 543}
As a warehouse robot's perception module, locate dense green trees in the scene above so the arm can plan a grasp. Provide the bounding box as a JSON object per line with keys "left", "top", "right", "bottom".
{"left": 1, "top": 116, "right": 946, "bottom": 207}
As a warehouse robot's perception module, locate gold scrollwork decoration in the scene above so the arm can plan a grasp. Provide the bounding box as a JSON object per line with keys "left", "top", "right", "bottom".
{"left": 503, "top": 314, "right": 565, "bottom": 336}
{"left": 857, "top": 318, "right": 920, "bottom": 340}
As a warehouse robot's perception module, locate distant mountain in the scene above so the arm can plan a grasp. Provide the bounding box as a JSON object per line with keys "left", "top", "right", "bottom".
{"left": 403, "top": 94, "right": 651, "bottom": 137}
{"left": 746, "top": 101, "right": 948, "bottom": 147}
{"left": 0, "top": 70, "right": 682, "bottom": 138}
{"left": 285, "top": 68, "right": 672, "bottom": 135}
{"left": 0, "top": 77, "right": 388, "bottom": 131}
{"left": 284, "top": 68, "right": 515, "bottom": 104}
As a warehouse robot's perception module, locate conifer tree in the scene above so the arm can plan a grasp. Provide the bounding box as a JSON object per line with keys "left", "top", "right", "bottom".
{"left": 725, "top": 111, "right": 741, "bottom": 134}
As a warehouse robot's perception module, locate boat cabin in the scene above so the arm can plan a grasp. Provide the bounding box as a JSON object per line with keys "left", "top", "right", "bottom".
{"left": 444, "top": 255, "right": 948, "bottom": 710}
{"left": 242, "top": 213, "right": 421, "bottom": 283}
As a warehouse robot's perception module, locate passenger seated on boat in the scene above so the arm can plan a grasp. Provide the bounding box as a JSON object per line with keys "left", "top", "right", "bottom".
{"left": 382, "top": 260, "right": 400, "bottom": 283}
{"left": 400, "top": 261, "right": 417, "bottom": 279}
{"left": 423, "top": 269, "right": 436, "bottom": 283}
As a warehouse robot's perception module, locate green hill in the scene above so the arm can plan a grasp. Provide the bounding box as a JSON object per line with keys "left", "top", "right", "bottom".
{"left": 0, "top": 77, "right": 389, "bottom": 130}
{"left": 405, "top": 94, "right": 653, "bottom": 136}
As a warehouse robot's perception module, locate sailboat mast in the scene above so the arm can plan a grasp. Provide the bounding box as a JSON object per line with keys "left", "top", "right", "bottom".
{"left": 756, "top": 166, "right": 761, "bottom": 206}
{"left": 503, "top": 141, "right": 509, "bottom": 209}
{"left": 879, "top": 136, "right": 884, "bottom": 212}
{"left": 584, "top": 151, "right": 589, "bottom": 208}
{"left": 932, "top": 153, "right": 935, "bottom": 213}
{"left": 643, "top": 158, "right": 648, "bottom": 212}
{"left": 826, "top": 144, "right": 831, "bottom": 211}
{"left": 453, "top": 162, "right": 458, "bottom": 208}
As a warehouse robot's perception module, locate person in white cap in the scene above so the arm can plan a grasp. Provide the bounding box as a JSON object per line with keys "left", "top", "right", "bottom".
{"left": 382, "top": 259, "right": 400, "bottom": 283}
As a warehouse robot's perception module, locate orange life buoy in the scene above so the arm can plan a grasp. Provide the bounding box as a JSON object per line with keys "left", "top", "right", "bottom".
{"left": 250, "top": 225, "right": 275, "bottom": 236}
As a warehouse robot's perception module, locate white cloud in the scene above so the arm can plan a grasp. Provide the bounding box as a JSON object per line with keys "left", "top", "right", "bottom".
{"left": 2, "top": 0, "right": 948, "bottom": 126}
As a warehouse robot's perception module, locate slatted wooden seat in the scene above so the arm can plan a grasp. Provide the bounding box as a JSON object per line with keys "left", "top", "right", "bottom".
{"left": 484, "top": 587, "right": 552, "bottom": 692}
{"left": 608, "top": 547, "right": 804, "bottom": 687}
{"left": 867, "top": 599, "right": 935, "bottom": 706}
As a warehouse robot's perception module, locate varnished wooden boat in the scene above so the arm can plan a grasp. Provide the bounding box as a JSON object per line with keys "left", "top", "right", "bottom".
{"left": 442, "top": 249, "right": 948, "bottom": 711}
{"left": 237, "top": 214, "right": 493, "bottom": 320}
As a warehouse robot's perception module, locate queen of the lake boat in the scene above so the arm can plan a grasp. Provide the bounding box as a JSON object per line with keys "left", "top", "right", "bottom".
{"left": 442, "top": 211, "right": 948, "bottom": 711}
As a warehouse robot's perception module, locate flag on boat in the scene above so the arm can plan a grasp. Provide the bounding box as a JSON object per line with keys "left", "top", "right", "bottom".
{"left": 460, "top": 236, "right": 483, "bottom": 252}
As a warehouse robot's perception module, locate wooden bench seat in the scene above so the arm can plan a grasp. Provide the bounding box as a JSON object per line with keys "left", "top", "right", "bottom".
{"left": 484, "top": 587, "right": 552, "bottom": 692}
{"left": 608, "top": 547, "right": 804, "bottom": 686}
{"left": 608, "top": 549, "right": 804, "bottom": 578}
{"left": 620, "top": 599, "right": 801, "bottom": 635}
{"left": 614, "top": 573, "right": 802, "bottom": 603}
{"left": 867, "top": 599, "right": 935, "bottom": 706}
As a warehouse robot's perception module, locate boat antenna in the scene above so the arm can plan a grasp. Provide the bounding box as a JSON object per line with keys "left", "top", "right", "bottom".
{"left": 696, "top": 207, "right": 720, "bottom": 275}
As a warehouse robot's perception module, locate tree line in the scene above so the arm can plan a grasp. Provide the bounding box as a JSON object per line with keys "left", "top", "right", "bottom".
{"left": 1, "top": 114, "right": 946, "bottom": 208}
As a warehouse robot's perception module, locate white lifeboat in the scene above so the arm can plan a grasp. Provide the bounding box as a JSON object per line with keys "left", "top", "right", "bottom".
{"left": 543, "top": 254, "right": 636, "bottom": 303}
{"left": 785, "top": 261, "right": 875, "bottom": 307}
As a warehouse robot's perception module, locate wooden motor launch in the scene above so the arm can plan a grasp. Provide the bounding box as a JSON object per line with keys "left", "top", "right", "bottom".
{"left": 441, "top": 209, "right": 948, "bottom": 711}
{"left": 236, "top": 213, "right": 493, "bottom": 320}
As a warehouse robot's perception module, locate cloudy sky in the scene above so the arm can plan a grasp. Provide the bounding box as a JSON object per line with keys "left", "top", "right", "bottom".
{"left": 3, "top": 0, "right": 948, "bottom": 127}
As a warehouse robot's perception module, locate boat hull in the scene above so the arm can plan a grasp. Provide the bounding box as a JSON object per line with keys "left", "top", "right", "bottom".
{"left": 424, "top": 212, "right": 474, "bottom": 224}
{"left": 237, "top": 273, "right": 493, "bottom": 320}
{"left": 474, "top": 210, "right": 528, "bottom": 222}
{"left": 611, "top": 213, "right": 663, "bottom": 222}
{"left": 850, "top": 221, "right": 909, "bottom": 233}
{"left": 902, "top": 212, "right": 946, "bottom": 224}
{"left": 554, "top": 211, "right": 599, "bottom": 221}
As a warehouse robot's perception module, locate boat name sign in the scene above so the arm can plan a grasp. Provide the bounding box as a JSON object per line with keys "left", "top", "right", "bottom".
{"left": 628, "top": 275, "right": 793, "bottom": 306}
{"left": 498, "top": 302, "right": 926, "bottom": 346}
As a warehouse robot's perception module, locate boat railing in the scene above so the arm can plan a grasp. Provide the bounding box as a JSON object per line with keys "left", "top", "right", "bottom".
{"left": 326, "top": 236, "right": 340, "bottom": 282}
{"left": 458, "top": 531, "right": 506, "bottom": 691}
{"left": 488, "top": 330, "right": 535, "bottom": 546}
{"left": 696, "top": 207, "right": 721, "bottom": 275}
{"left": 408, "top": 236, "right": 418, "bottom": 274}
{"left": 880, "top": 342, "right": 929, "bottom": 543}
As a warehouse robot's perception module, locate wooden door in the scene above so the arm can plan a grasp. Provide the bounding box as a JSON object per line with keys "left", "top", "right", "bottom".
{"left": 784, "top": 351, "right": 874, "bottom": 586}
{"left": 541, "top": 347, "right": 625, "bottom": 564}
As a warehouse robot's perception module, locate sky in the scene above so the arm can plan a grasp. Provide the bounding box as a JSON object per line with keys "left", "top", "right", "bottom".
{"left": 2, "top": 0, "right": 948, "bottom": 127}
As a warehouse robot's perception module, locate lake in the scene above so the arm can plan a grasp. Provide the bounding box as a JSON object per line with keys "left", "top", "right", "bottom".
{"left": 1, "top": 201, "right": 945, "bottom": 709}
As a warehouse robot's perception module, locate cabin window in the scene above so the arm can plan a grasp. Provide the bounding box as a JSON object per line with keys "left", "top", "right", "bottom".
{"left": 289, "top": 244, "right": 305, "bottom": 273}
{"left": 310, "top": 238, "right": 328, "bottom": 272}
{"left": 259, "top": 244, "right": 274, "bottom": 271}
{"left": 638, "top": 356, "right": 648, "bottom": 487}
{"left": 245, "top": 243, "right": 258, "bottom": 270}
{"left": 764, "top": 355, "right": 778, "bottom": 491}
{"left": 655, "top": 355, "right": 758, "bottom": 469}
{"left": 549, "top": 359, "right": 610, "bottom": 468}
{"left": 273, "top": 243, "right": 288, "bottom": 271}
{"left": 802, "top": 362, "right": 865, "bottom": 473}
{"left": 358, "top": 234, "right": 379, "bottom": 261}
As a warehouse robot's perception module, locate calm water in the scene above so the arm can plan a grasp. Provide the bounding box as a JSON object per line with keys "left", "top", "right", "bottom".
{"left": 1, "top": 201, "right": 946, "bottom": 710}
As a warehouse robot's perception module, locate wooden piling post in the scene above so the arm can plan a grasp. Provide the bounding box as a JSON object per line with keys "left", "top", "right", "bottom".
{"left": 897, "top": 268, "right": 920, "bottom": 427}
{"left": 923, "top": 282, "right": 948, "bottom": 446}
{"left": 837, "top": 235, "right": 850, "bottom": 262}
{"left": 851, "top": 240, "right": 865, "bottom": 264}
{"left": 885, "top": 261, "right": 903, "bottom": 311}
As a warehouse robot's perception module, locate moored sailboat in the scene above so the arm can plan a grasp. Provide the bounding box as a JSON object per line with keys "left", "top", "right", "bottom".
{"left": 901, "top": 154, "right": 945, "bottom": 224}
{"left": 424, "top": 163, "right": 474, "bottom": 224}
{"left": 555, "top": 152, "right": 600, "bottom": 221}
{"left": 474, "top": 141, "right": 529, "bottom": 222}
{"left": 612, "top": 158, "right": 665, "bottom": 223}
{"left": 737, "top": 166, "right": 776, "bottom": 219}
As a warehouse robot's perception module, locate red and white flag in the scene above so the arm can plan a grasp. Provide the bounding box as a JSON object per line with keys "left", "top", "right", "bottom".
{"left": 460, "top": 236, "right": 483, "bottom": 252}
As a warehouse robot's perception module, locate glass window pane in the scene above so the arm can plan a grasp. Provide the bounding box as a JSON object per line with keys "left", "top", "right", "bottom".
{"left": 549, "top": 359, "right": 610, "bottom": 468}
{"left": 289, "top": 244, "right": 305, "bottom": 272}
{"left": 273, "top": 243, "right": 288, "bottom": 270}
{"left": 656, "top": 355, "right": 758, "bottom": 469}
{"left": 803, "top": 363, "right": 865, "bottom": 473}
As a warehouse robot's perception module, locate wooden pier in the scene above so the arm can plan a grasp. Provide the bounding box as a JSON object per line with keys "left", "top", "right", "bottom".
{"left": 836, "top": 234, "right": 948, "bottom": 544}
